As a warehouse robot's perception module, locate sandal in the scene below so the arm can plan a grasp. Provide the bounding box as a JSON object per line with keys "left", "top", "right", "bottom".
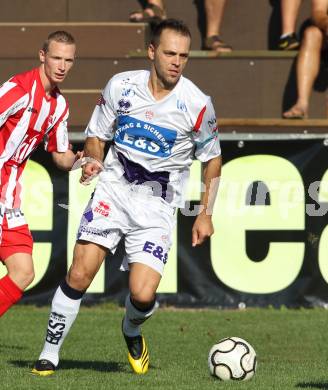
{"left": 282, "top": 106, "right": 308, "bottom": 119}
{"left": 129, "top": 4, "right": 166, "bottom": 25}
{"left": 203, "top": 35, "right": 232, "bottom": 52}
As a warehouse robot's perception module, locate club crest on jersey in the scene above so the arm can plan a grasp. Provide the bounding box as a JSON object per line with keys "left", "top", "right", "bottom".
{"left": 117, "top": 99, "right": 132, "bottom": 115}
{"left": 94, "top": 201, "right": 110, "bottom": 217}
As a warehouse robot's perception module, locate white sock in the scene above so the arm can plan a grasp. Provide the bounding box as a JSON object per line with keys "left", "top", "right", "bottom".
{"left": 123, "top": 294, "right": 159, "bottom": 337}
{"left": 38, "top": 284, "right": 83, "bottom": 366}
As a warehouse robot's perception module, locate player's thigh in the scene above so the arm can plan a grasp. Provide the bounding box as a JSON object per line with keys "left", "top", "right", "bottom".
{"left": 68, "top": 241, "right": 107, "bottom": 287}
{"left": 4, "top": 252, "right": 34, "bottom": 289}
{"left": 129, "top": 262, "right": 161, "bottom": 304}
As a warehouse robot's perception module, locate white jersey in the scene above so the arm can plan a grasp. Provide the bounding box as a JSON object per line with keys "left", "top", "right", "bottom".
{"left": 86, "top": 70, "right": 221, "bottom": 207}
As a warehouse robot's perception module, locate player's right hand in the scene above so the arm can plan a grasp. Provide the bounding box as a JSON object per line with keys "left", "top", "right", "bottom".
{"left": 80, "top": 160, "right": 103, "bottom": 185}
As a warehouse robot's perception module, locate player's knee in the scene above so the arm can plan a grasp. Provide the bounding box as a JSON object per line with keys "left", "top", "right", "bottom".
{"left": 303, "top": 26, "right": 323, "bottom": 47}
{"left": 130, "top": 289, "right": 156, "bottom": 309}
{"left": 68, "top": 265, "right": 93, "bottom": 290}
{"left": 22, "top": 269, "right": 35, "bottom": 288}
{"left": 9, "top": 268, "right": 35, "bottom": 290}
{"left": 27, "top": 269, "right": 35, "bottom": 285}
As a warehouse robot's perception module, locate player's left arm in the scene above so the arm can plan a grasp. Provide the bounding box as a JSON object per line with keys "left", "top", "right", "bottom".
{"left": 52, "top": 147, "right": 83, "bottom": 171}
{"left": 46, "top": 108, "right": 82, "bottom": 171}
{"left": 191, "top": 96, "right": 221, "bottom": 247}
{"left": 191, "top": 156, "right": 222, "bottom": 247}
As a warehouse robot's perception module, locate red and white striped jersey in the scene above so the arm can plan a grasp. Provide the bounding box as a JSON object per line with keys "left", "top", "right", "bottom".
{"left": 0, "top": 68, "right": 69, "bottom": 209}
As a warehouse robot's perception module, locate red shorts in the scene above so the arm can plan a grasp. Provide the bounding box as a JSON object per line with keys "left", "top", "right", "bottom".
{"left": 0, "top": 215, "right": 33, "bottom": 262}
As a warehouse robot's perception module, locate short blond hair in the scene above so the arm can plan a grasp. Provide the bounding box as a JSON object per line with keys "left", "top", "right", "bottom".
{"left": 42, "top": 31, "right": 75, "bottom": 53}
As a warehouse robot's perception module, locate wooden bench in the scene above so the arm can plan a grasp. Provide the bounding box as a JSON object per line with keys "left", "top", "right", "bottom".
{"left": 0, "top": 22, "right": 149, "bottom": 58}
{"left": 0, "top": 0, "right": 311, "bottom": 51}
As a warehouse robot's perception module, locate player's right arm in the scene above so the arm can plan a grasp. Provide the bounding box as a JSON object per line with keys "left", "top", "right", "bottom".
{"left": 0, "top": 80, "right": 29, "bottom": 128}
{"left": 80, "top": 78, "right": 116, "bottom": 183}
{"left": 311, "top": 0, "right": 328, "bottom": 33}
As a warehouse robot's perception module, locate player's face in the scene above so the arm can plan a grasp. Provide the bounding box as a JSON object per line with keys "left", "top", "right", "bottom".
{"left": 149, "top": 29, "right": 190, "bottom": 88}
{"left": 39, "top": 41, "right": 76, "bottom": 86}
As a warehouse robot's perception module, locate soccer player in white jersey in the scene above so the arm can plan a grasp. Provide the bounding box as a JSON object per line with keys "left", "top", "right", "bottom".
{"left": 0, "top": 31, "right": 80, "bottom": 318}
{"left": 33, "top": 19, "right": 222, "bottom": 376}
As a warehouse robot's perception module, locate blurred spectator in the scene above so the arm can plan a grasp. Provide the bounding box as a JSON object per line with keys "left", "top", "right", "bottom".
{"left": 278, "top": 0, "right": 302, "bottom": 50}
{"left": 283, "top": 0, "right": 328, "bottom": 118}
{"left": 129, "top": 0, "right": 166, "bottom": 24}
{"left": 203, "top": 0, "right": 232, "bottom": 52}
{"left": 129, "top": 0, "right": 231, "bottom": 52}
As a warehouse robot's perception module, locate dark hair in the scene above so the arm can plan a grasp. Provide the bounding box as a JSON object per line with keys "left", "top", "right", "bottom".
{"left": 42, "top": 30, "right": 75, "bottom": 53}
{"left": 150, "top": 19, "right": 191, "bottom": 47}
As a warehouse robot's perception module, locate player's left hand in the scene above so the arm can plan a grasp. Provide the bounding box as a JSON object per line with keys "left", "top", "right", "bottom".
{"left": 191, "top": 212, "right": 214, "bottom": 247}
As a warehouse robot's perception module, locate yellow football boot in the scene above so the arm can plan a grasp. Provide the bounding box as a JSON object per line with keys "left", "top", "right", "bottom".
{"left": 31, "top": 359, "right": 56, "bottom": 376}
{"left": 123, "top": 332, "right": 149, "bottom": 374}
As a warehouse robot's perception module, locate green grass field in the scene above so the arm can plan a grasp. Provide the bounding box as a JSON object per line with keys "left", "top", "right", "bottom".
{"left": 1, "top": 305, "right": 328, "bottom": 389}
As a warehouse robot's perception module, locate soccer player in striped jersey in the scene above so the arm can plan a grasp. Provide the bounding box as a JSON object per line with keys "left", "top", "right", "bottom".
{"left": 0, "top": 31, "right": 79, "bottom": 317}
{"left": 33, "top": 19, "right": 222, "bottom": 376}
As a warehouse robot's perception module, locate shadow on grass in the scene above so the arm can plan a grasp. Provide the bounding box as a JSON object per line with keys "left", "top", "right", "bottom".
{"left": 296, "top": 383, "right": 328, "bottom": 389}
{"left": 10, "top": 359, "right": 126, "bottom": 373}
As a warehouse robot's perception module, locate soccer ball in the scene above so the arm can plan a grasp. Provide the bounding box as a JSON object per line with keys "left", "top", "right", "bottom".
{"left": 208, "top": 337, "right": 257, "bottom": 381}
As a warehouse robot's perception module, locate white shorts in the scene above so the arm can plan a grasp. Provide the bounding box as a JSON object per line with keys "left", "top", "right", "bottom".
{"left": 77, "top": 178, "right": 176, "bottom": 275}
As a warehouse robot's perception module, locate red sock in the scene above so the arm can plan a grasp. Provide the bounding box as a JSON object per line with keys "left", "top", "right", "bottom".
{"left": 0, "top": 275, "right": 23, "bottom": 317}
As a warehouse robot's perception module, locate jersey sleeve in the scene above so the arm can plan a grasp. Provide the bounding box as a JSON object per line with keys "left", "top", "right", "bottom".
{"left": 0, "top": 80, "right": 29, "bottom": 128}
{"left": 192, "top": 98, "right": 221, "bottom": 162}
{"left": 85, "top": 78, "right": 116, "bottom": 141}
{"left": 44, "top": 108, "right": 69, "bottom": 153}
